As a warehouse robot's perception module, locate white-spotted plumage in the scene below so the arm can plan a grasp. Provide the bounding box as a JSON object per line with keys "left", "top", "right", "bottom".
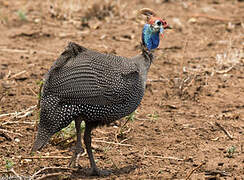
{"left": 32, "top": 42, "right": 154, "bottom": 175}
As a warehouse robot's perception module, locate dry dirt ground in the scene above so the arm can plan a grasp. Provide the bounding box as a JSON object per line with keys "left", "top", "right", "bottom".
{"left": 0, "top": 0, "right": 244, "bottom": 179}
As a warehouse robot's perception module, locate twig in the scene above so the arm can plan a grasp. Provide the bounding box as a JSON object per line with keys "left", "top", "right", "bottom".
{"left": 31, "top": 167, "right": 75, "bottom": 180}
{"left": 0, "top": 169, "right": 22, "bottom": 179}
{"left": 5, "top": 70, "right": 11, "bottom": 79}
{"left": 0, "top": 48, "right": 29, "bottom": 53}
{"left": 121, "top": 117, "right": 131, "bottom": 129}
{"left": 0, "top": 105, "right": 37, "bottom": 119}
{"left": 28, "top": 87, "right": 37, "bottom": 96}
{"left": 10, "top": 168, "right": 22, "bottom": 180}
{"left": 120, "top": 138, "right": 129, "bottom": 144}
{"left": 178, "top": 39, "right": 189, "bottom": 95}
{"left": 182, "top": 74, "right": 196, "bottom": 93}
{"left": 2, "top": 121, "right": 35, "bottom": 125}
{"left": 215, "top": 122, "right": 233, "bottom": 140}
{"left": 215, "top": 66, "right": 234, "bottom": 74}
{"left": 35, "top": 172, "right": 71, "bottom": 180}
{"left": 0, "top": 129, "right": 23, "bottom": 137}
{"left": 0, "top": 94, "right": 5, "bottom": 103}
{"left": 16, "top": 111, "right": 34, "bottom": 118}
{"left": 93, "top": 139, "right": 133, "bottom": 147}
{"left": 191, "top": 14, "right": 231, "bottom": 22}
{"left": 185, "top": 162, "right": 204, "bottom": 180}
{"left": 143, "top": 154, "right": 184, "bottom": 161}
{"left": 20, "top": 156, "right": 72, "bottom": 159}
{"left": 0, "top": 48, "right": 56, "bottom": 55}
{"left": 9, "top": 70, "right": 27, "bottom": 79}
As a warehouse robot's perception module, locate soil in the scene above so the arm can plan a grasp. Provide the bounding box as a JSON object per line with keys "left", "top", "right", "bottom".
{"left": 0, "top": 0, "right": 243, "bottom": 179}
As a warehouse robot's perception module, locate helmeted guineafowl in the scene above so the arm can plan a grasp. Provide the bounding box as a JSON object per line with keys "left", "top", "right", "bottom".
{"left": 32, "top": 8, "right": 171, "bottom": 176}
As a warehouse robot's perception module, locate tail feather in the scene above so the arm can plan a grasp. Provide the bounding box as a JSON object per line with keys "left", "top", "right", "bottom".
{"left": 31, "top": 127, "right": 52, "bottom": 152}
{"left": 32, "top": 95, "right": 80, "bottom": 152}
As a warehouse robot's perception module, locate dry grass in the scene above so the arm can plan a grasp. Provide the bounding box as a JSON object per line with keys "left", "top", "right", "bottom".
{"left": 47, "top": 0, "right": 83, "bottom": 19}
{"left": 83, "top": 0, "right": 120, "bottom": 21}
{"left": 44, "top": 0, "right": 122, "bottom": 21}
{"left": 215, "top": 41, "right": 243, "bottom": 72}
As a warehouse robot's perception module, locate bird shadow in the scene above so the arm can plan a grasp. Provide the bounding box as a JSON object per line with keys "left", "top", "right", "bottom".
{"left": 70, "top": 165, "right": 138, "bottom": 179}
{"left": 30, "top": 165, "right": 137, "bottom": 180}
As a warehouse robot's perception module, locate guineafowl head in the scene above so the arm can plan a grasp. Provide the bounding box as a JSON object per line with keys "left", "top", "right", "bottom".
{"left": 139, "top": 8, "right": 171, "bottom": 51}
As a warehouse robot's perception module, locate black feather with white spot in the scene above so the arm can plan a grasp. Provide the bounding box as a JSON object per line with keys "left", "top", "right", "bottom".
{"left": 32, "top": 42, "right": 153, "bottom": 153}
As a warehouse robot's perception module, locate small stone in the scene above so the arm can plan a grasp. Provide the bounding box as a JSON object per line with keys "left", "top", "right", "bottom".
{"left": 188, "top": 18, "right": 197, "bottom": 24}
{"left": 34, "top": 18, "right": 40, "bottom": 23}
{"left": 15, "top": 138, "right": 20, "bottom": 143}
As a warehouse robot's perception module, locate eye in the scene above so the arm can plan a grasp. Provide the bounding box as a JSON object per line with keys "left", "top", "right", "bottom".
{"left": 155, "top": 20, "right": 162, "bottom": 26}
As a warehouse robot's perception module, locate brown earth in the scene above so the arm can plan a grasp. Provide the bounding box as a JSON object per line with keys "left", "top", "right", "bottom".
{"left": 0, "top": 0, "right": 244, "bottom": 179}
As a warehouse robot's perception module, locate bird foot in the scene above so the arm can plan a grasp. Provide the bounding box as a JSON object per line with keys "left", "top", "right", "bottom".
{"left": 69, "top": 147, "right": 84, "bottom": 168}
{"left": 90, "top": 168, "right": 111, "bottom": 176}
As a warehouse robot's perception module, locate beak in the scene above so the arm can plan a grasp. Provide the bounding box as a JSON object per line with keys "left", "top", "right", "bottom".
{"left": 164, "top": 25, "right": 172, "bottom": 30}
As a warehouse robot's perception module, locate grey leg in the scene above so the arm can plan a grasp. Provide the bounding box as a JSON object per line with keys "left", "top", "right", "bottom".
{"left": 69, "top": 117, "right": 84, "bottom": 167}
{"left": 84, "top": 123, "right": 110, "bottom": 176}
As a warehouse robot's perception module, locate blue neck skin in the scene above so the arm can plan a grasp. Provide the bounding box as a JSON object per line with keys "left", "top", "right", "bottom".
{"left": 142, "top": 24, "right": 162, "bottom": 51}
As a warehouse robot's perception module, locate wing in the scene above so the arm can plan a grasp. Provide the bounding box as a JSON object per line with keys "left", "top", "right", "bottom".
{"left": 43, "top": 42, "right": 140, "bottom": 106}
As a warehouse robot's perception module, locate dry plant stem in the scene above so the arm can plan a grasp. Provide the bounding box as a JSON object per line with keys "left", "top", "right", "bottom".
{"left": 10, "top": 168, "right": 22, "bottom": 180}
{"left": 0, "top": 48, "right": 29, "bottom": 53}
{"left": 9, "top": 70, "right": 27, "bottom": 79}
{"left": 215, "top": 122, "right": 233, "bottom": 140}
{"left": 2, "top": 121, "right": 35, "bottom": 125}
{"left": 143, "top": 154, "right": 184, "bottom": 161}
{"left": 0, "top": 169, "right": 23, "bottom": 179}
{"left": 120, "top": 138, "right": 129, "bottom": 143}
{"left": 0, "top": 129, "right": 23, "bottom": 137}
{"left": 21, "top": 156, "right": 72, "bottom": 159}
{"left": 5, "top": 70, "right": 11, "bottom": 79}
{"left": 93, "top": 139, "right": 133, "bottom": 147}
{"left": 31, "top": 166, "right": 76, "bottom": 179}
{"left": 182, "top": 74, "right": 196, "bottom": 93}
{"left": 120, "top": 116, "right": 133, "bottom": 130}
{"left": 179, "top": 39, "right": 189, "bottom": 94}
{"left": 17, "top": 111, "right": 34, "bottom": 118}
{"left": 0, "top": 94, "right": 4, "bottom": 103}
{"left": 35, "top": 172, "right": 71, "bottom": 180}
{"left": 0, "top": 105, "right": 37, "bottom": 118}
{"left": 0, "top": 48, "right": 56, "bottom": 55}
{"left": 185, "top": 162, "right": 204, "bottom": 180}
{"left": 191, "top": 14, "right": 231, "bottom": 22}
{"left": 28, "top": 87, "right": 37, "bottom": 96}
{"left": 215, "top": 66, "right": 234, "bottom": 74}
{"left": 0, "top": 105, "right": 36, "bottom": 118}
{"left": 109, "top": 157, "right": 119, "bottom": 169}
